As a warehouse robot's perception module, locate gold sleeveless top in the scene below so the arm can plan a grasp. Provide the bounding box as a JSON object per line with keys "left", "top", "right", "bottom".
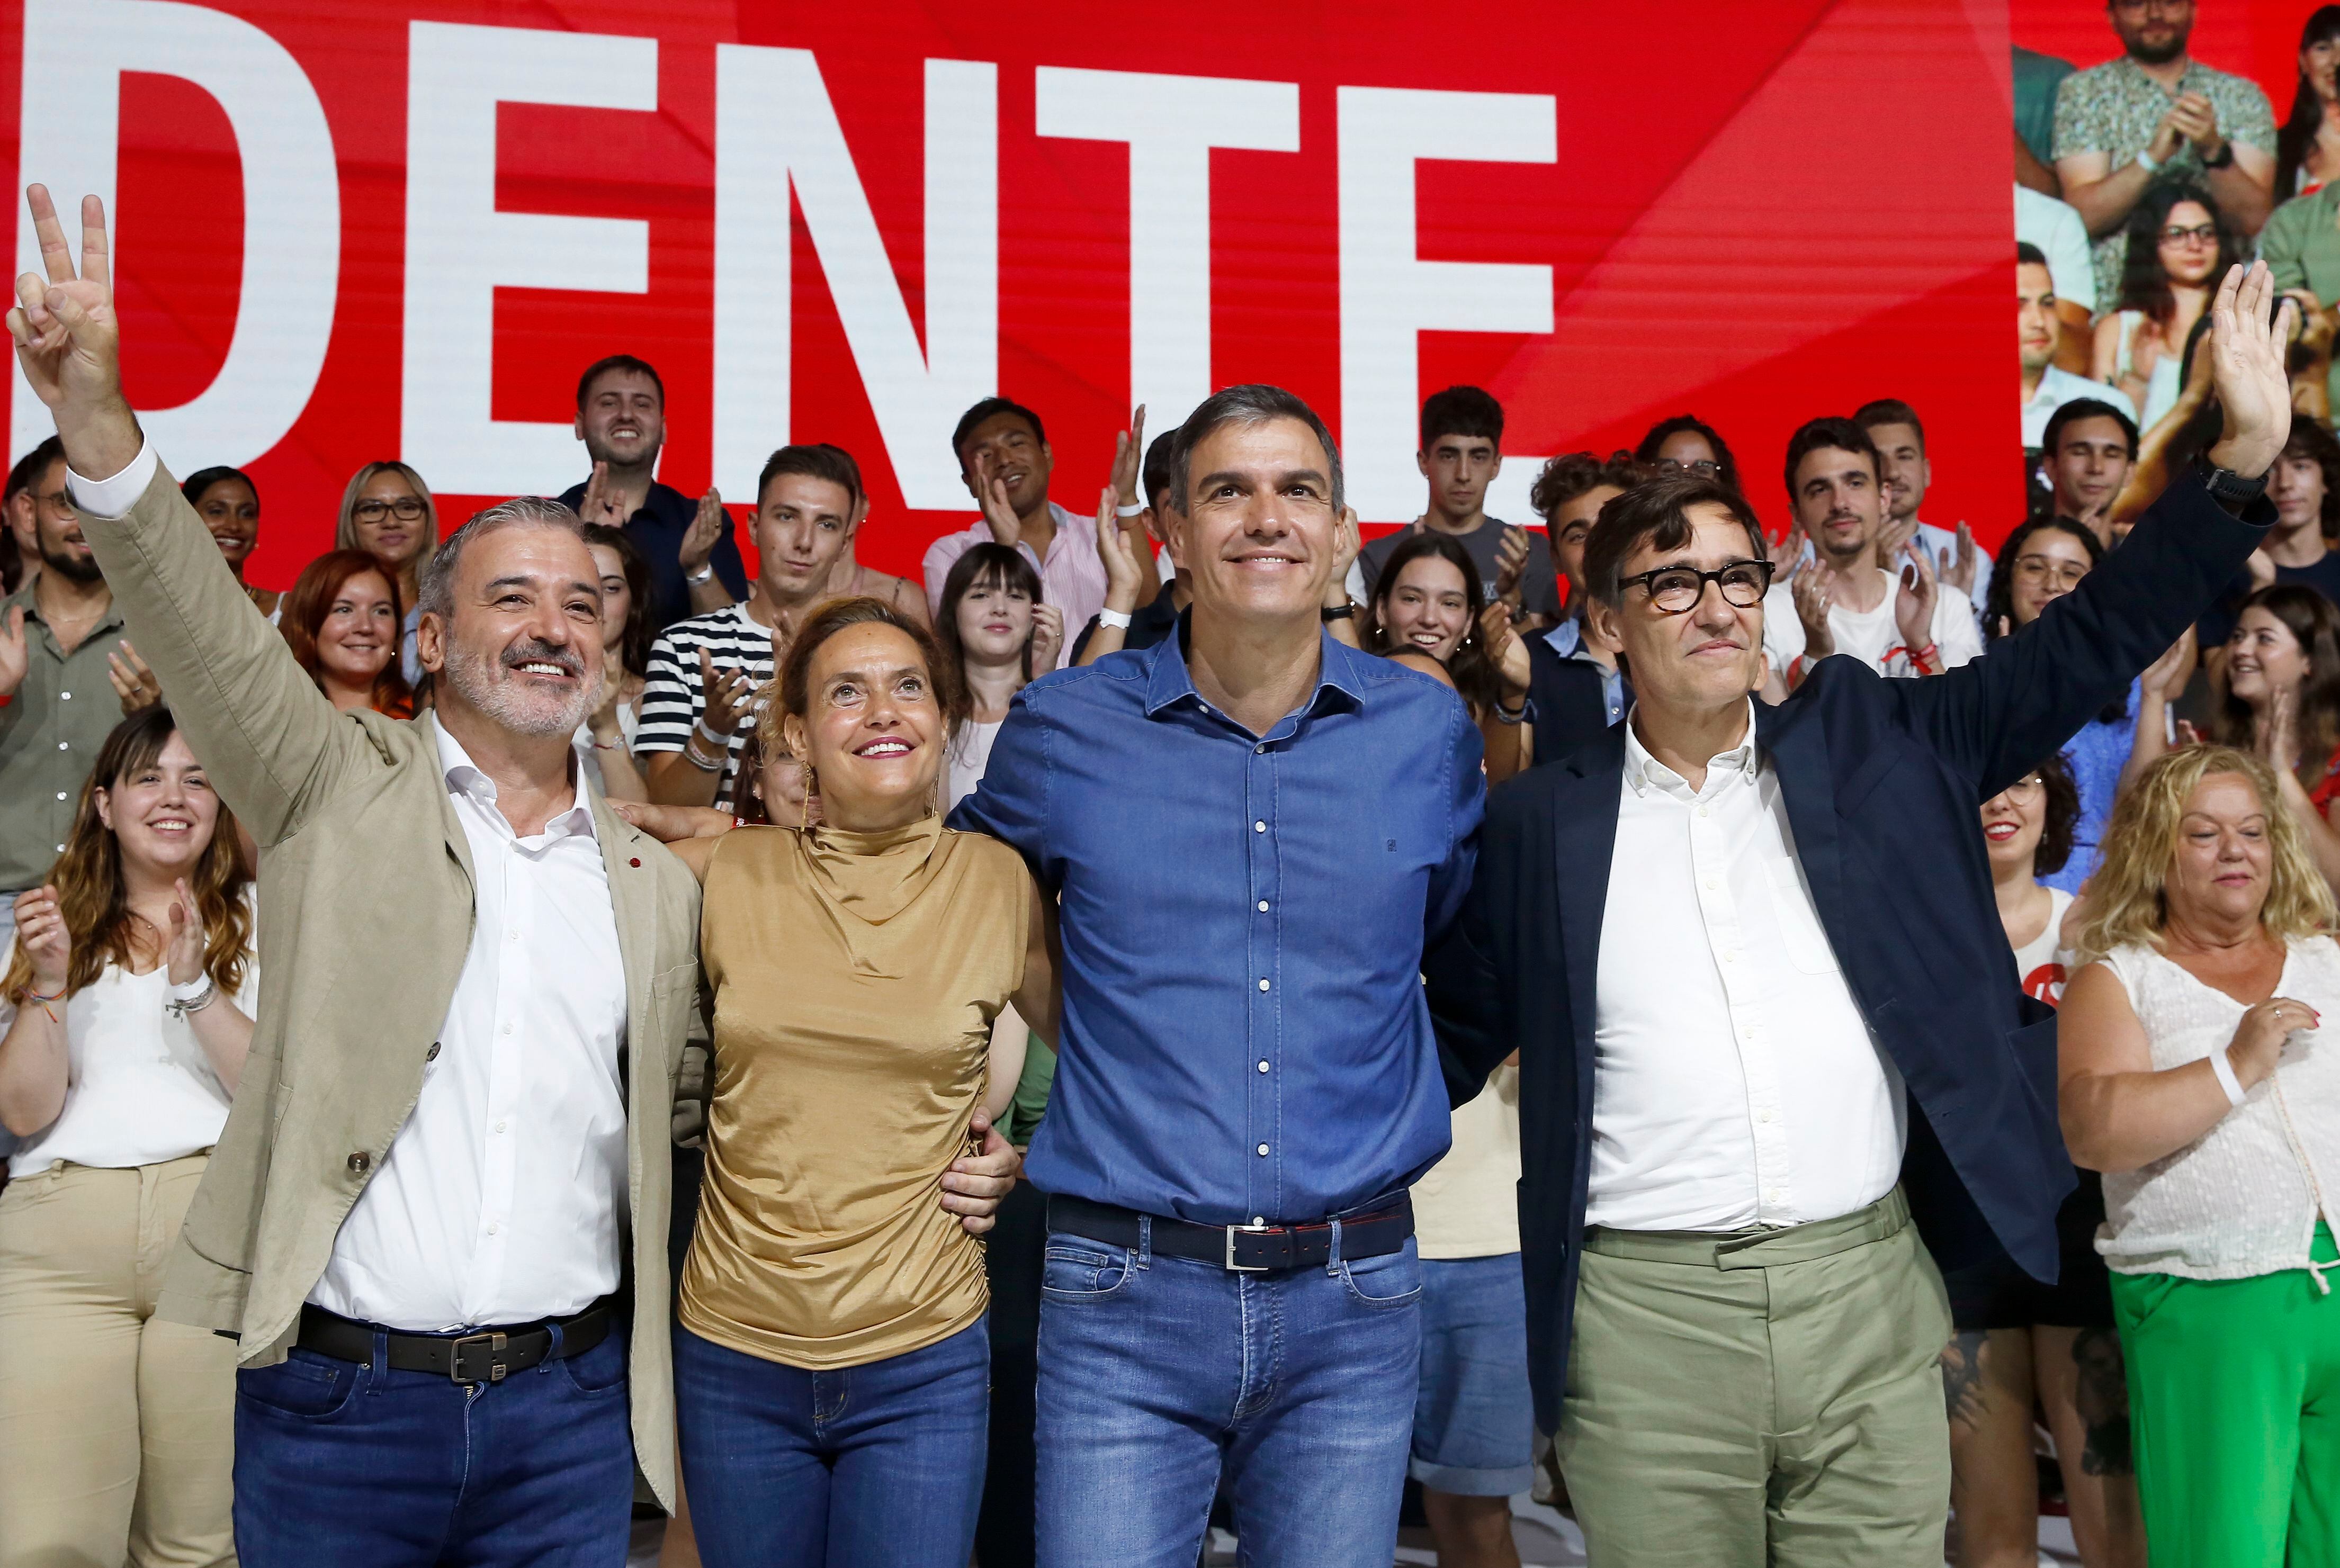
{"left": 677, "top": 819, "right": 1032, "bottom": 1368}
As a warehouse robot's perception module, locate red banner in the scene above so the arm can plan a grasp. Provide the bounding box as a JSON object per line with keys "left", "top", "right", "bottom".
{"left": 2, "top": 0, "right": 2020, "bottom": 583}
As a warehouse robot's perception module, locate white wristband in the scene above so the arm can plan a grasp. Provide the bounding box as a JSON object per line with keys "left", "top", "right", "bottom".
{"left": 2135, "top": 147, "right": 2161, "bottom": 174}
{"left": 1098, "top": 608, "right": 1133, "bottom": 630}
{"left": 2210, "top": 1046, "right": 2247, "bottom": 1107}
{"left": 1116, "top": 501, "right": 1146, "bottom": 519}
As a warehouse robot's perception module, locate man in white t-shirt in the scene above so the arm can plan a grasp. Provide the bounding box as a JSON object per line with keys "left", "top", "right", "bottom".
{"left": 1764, "top": 417, "right": 1982, "bottom": 689}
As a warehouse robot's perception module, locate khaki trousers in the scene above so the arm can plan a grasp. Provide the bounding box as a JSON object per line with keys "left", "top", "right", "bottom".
{"left": 1557, "top": 1187, "right": 1953, "bottom": 1568}
{"left": 0, "top": 1156, "right": 237, "bottom": 1567}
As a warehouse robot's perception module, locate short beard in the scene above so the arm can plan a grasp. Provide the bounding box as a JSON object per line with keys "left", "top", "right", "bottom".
{"left": 2125, "top": 32, "right": 2186, "bottom": 65}
{"left": 39, "top": 544, "right": 102, "bottom": 583}
{"left": 582, "top": 431, "right": 658, "bottom": 472}
{"left": 442, "top": 637, "right": 595, "bottom": 738}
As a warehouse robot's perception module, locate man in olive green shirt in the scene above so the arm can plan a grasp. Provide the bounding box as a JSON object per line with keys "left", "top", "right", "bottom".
{"left": 2260, "top": 185, "right": 2340, "bottom": 413}
{"left": 0, "top": 433, "right": 129, "bottom": 942}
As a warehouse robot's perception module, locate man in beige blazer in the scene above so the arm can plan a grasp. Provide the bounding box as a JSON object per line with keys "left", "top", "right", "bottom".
{"left": 6, "top": 184, "right": 1018, "bottom": 1566}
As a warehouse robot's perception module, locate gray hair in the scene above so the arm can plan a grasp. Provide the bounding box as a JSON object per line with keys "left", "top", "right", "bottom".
{"left": 1167, "top": 384, "right": 1344, "bottom": 517}
{"left": 416, "top": 496, "right": 585, "bottom": 620}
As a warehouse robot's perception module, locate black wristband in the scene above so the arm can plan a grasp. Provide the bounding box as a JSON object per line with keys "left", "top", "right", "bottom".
{"left": 2202, "top": 139, "right": 2236, "bottom": 171}
{"left": 1321, "top": 603, "right": 1356, "bottom": 623}
{"left": 2200, "top": 457, "right": 2268, "bottom": 516}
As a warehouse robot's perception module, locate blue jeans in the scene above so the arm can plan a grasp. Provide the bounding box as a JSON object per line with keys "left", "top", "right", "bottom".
{"left": 232, "top": 1317, "right": 635, "bottom": 1567}
{"left": 1412, "top": 1253, "right": 1535, "bottom": 1495}
{"left": 1034, "top": 1227, "right": 1422, "bottom": 1568}
{"left": 675, "top": 1319, "right": 990, "bottom": 1568}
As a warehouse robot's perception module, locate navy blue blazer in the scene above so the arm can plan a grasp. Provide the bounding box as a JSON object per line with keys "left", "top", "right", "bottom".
{"left": 1425, "top": 467, "right": 2271, "bottom": 1432}
{"left": 1525, "top": 634, "right": 1624, "bottom": 766}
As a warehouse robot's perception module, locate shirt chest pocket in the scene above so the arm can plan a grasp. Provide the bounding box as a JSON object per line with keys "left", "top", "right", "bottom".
{"left": 1759, "top": 854, "right": 1841, "bottom": 976}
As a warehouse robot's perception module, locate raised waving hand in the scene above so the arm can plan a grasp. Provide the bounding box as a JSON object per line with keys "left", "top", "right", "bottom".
{"left": 2206, "top": 260, "right": 2298, "bottom": 480}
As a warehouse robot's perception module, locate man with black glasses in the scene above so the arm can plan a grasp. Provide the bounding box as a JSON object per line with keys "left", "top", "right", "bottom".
{"left": 1428, "top": 262, "right": 2294, "bottom": 1566}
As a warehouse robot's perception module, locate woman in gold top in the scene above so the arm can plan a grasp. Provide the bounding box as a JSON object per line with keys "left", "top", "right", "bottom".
{"left": 662, "top": 595, "right": 1056, "bottom": 1568}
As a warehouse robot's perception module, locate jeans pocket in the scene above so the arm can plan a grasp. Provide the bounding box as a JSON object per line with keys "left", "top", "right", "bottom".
{"left": 1041, "top": 1243, "right": 1133, "bottom": 1301}
{"left": 237, "top": 1348, "right": 364, "bottom": 1419}
{"left": 1340, "top": 1241, "right": 1423, "bottom": 1309}
{"left": 554, "top": 1326, "right": 630, "bottom": 1397}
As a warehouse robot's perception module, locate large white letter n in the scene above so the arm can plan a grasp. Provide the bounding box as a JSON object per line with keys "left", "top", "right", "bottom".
{"left": 714, "top": 50, "right": 996, "bottom": 508}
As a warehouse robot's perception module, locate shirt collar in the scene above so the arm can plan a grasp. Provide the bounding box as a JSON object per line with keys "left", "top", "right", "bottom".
{"left": 1544, "top": 617, "right": 1582, "bottom": 659}
{"left": 10, "top": 581, "right": 123, "bottom": 634}
{"left": 1620, "top": 699, "right": 1761, "bottom": 799}
{"left": 432, "top": 720, "right": 596, "bottom": 842}
{"left": 1142, "top": 617, "right": 1368, "bottom": 725}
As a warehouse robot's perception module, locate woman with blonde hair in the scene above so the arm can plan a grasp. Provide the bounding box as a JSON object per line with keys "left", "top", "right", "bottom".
{"left": 0, "top": 705, "right": 258, "bottom": 1568}
{"left": 335, "top": 459, "right": 439, "bottom": 685}
{"left": 2058, "top": 744, "right": 2340, "bottom": 1566}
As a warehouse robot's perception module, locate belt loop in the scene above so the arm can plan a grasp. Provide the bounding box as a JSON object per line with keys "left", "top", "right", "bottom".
{"left": 1325, "top": 1217, "right": 1345, "bottom": 1276}
{"left": 1136, "top": 1214, "right": 1153, "bottom": 1270}
{"left": 370, "top": 1329, "right": 388, "bottom": 1378}
{"left": 539, "top": 1317, "right": 566, "bottom": 1374}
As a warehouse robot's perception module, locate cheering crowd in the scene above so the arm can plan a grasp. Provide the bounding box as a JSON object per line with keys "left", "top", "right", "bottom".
{"left": 3, "top": 6, "right": 2340, "bottom": 1568}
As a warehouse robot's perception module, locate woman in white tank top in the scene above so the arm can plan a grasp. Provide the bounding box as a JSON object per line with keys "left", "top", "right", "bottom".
{"left": 2060, "top": 745, "right": 2340, "bottom": 1565}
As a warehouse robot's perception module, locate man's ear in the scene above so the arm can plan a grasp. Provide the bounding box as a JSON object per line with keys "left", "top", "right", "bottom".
{"left": 1416, "top": 449, "right": 1430, "bottom": 479}
{"left": 1160, "top": 503, "right": 1189, "bottom": 573}
{"left": 572, "top": 412, "right": 587, "bottom": 443}
{"left": 416, "top": 611, "right": 447, "bottom": 675}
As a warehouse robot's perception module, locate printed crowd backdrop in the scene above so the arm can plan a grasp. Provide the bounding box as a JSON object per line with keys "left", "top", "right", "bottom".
{"left": 0, "top": 1, "right": 2201, "bottom": 580}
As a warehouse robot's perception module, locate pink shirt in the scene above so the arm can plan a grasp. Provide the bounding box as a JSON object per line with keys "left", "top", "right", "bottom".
{"left": 921, "top": 501, "right": 1106, "bottom": 670}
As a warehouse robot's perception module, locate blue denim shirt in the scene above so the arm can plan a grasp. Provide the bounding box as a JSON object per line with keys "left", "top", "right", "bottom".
{"left": 949, "top": 626, "right": 1484, "bottom": 1225}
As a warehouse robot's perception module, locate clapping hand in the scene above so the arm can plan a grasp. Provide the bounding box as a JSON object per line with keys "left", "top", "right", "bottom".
{"left": 974, "top": 454, "right": 1021, "bottom": 549}
{"left": 2206, "top": 260, "right": 2299, "bottom": 480}
{"left": 0, "top": 605, "right": 27, "bottom": 699}
{"left": 1940, "top": 524, "right": 1978, "bottom": 598}
{"left": 1894, "top": 540, "right": 1939, "bottom": 660}
{"left": 1095, "top": 485, "right": 1148, "bottom": 613}
{"left": 163, "top": 878, "right": 208, "bottom": 987}
{"left": 1478, "top": 600, "right": 1531, "bottom": 699}
{"left": 1108, "top": 405, "right": 1147, "bottom": 510}
{"left": 1029, "top": 603, "right": 1065, "bottom": 672}
{"left": 107, "top": 639, "right": 161, "bottom": 714}
{"left": 681, "top": 489, "right": 726, "bottom": 575}
{"left": 697, "top": 647, "right": 755, "bottom": 740}
{"left": 12, "top": 885, "right": 68, "bottom": 995}
{"left": 1791, "top": 556, "right": 1838, "bottom": 658}
{"left": 1493, "top": 526, "right": 1531, "bottom": 610}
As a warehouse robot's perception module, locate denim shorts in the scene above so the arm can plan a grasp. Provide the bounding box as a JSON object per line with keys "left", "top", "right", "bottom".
{"left": 1410, "top": 1252, "right": 1536, "bottom": 1496}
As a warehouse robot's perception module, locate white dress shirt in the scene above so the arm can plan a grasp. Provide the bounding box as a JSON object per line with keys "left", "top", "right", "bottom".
{"left": 1589, "top": 707, "right": 1906, "bottom": 1232}
{"left": 308, "top": 725, "right": 630, "bottom": 1330}
{"left": 2022, "top": 365, "right": 2138, "bottom": 448}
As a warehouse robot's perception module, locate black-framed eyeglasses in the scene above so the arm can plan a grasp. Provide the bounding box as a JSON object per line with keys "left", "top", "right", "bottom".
{"left": 353, "top": 498, "right": 427, "bottom": 523}
{"left": 2158, "top": 223, "right": 2218, "bottom": 247}
{"left": 1655, "top": 457, "right": 1722, "bottom": 477}
{"left": 1619, "top": 558, "right": 1774, "bottom": 613}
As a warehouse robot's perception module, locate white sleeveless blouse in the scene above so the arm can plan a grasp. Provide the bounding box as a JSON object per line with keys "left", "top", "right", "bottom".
{"left": 2096, "top": 936, "right": 2340, "bottom": 1284}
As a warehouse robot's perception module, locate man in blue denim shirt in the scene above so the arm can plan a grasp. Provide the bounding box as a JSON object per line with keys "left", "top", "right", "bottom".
{"left": 951, "top": 384, "right": 1484, "bottom": 1568}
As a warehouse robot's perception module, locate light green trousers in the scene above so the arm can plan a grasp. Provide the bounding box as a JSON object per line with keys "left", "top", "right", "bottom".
{"left": 1557, "top": 1187, "right": 1954, "bottom": 1567}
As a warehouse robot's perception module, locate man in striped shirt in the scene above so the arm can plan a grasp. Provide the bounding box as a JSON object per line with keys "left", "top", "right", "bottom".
{"left": 637, "top": 446, "right": 860, "bottom": 807}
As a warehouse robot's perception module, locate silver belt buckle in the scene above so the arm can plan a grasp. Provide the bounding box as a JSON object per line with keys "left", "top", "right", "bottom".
{"left": 1224, "top": 1223, "right": 1275, "bottom": 1273}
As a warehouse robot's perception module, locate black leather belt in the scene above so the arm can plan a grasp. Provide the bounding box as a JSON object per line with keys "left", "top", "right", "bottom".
{"left": 295, "top": 1300, "right": 616, "bottom": 1386}
{"left": 1049, "top": 1194, "right": 1413, "bottom": 1273}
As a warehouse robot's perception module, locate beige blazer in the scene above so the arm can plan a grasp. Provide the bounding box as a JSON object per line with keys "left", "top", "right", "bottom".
{"left": 76, "top": 461, "right": 702, "bottom": 1508}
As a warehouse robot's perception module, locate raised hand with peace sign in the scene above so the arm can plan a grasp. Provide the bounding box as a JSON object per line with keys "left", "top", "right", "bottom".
{"left": 7, "top": 185, "right": 139, "bottom": 479}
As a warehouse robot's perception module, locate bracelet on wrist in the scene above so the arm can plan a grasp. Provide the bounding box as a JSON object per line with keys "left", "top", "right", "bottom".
{"left": 1492, "top": 697, "right": 1529, "bottom": 726}
{"left": 1115, "top": 501, "right": 1146, "bottom": 519}
{"left": 165, "top": 976, "right": 217, "bottom": 1020}
{"left": 685, "top": 562, "right": 716, "bottom": 585}
{"left": 2210, "top": 1044, "right": 2248, "bottom": 1107}
{"left": 1098, "top": 607, "right": 1134, "bottom": 630}
{"left": 2135, "top": 146, "right": 2161, "bottom": 174}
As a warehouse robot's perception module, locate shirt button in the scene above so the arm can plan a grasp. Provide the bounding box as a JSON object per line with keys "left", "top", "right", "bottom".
{"left": 1257, "top": 1060, "right": 1270, "bottom": 1073}
{"left": 1695, "top": 805, "right": 1707, "bottom": 818}
{"left": 507, "top": 930, "right": 519, "bottom": 942}
{"left": 57, "top": 741, "right": 68, "bottom": 751}
{"left": 502, "top": 1022, "right": 514, "bottom": 1036}
{"left": 1252, "top": 1216, "right": 1266, "bottom": 1226}
{"left": 1721, "top": 951, "right": 1735, "bottom": 964}
{"left": 494, "top": 1120, "right": 507, "bottom": 1133}
{"left": 1257, "top": 1143, "right": 1270, "bottom": 1156}
{"left": 346, "top": 1151, "right": 371, "bottom": 1175}
{"left": 1257, "top": 900, "right": 1269, "bottom": 912}
{"left": 58, "top": 690, "right": 69, "bottom": 700}
{"left": 55, "top": 792, "right": 66, "bottom": 801}
{"left": 1258, "top": 978, "right": 1270, "bottom": 992}
{"left": 1255, "top": 743, "right": 1266, "bottom": 754}
{"left": 487, "top": 1222, "right": 500, "bottom": 1236}
{"left": 1764, "top": 1188, "right": 1783, "bottom": 1205}
{"left": 1253, "top": 820, "right": 1265, "bottom": 833}
{"left": 1756, "top": 1107, "right": 1776, "bottom": 1123}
